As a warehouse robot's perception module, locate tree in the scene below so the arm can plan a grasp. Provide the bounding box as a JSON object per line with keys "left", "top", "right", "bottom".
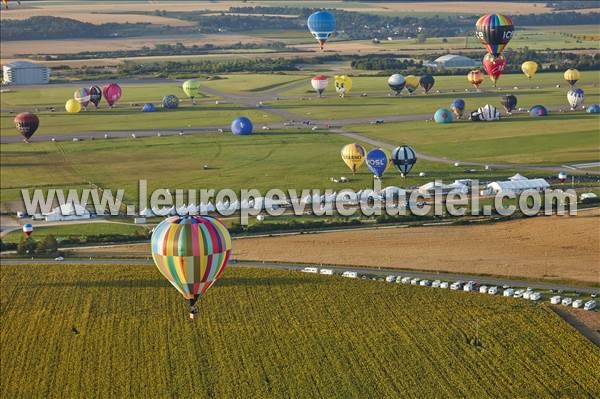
{"left": 17, "top": 237, "right": 37, "bottom": 256}
{"left": 415, "top": 33, "right": 427, "bottom": 44}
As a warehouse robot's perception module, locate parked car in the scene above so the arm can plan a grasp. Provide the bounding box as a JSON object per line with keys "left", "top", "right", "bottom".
{"left": 419, "top": 279, "right": 431, "bottom": 287}
{"left": 450, "top": 281, "right": 463, "bottom": 290}
{"left": 401, "top": 277, "right": 411, "bottom": 284}
{"left": 410, "top": 278, "right": 420, "bottom": 285}
{"left": 385, "top": 275, "right": 396, "bottom": 283}
{"left": 488, "top": 286, "right": 498, "bottom": 295}
{"left": 432, "top": 280, "right": 441, "bottom": 288}
{"left": 529, "top": 292, "right": 541, "bottom": 301}
{"left": 561, "top": 297, "right": 573, "bottom": 306}
{"left": 440, "top": 281, "right": 449, "bottom": 289}
{"left": 503, "top": 288, "right": 514, "bottom": 297}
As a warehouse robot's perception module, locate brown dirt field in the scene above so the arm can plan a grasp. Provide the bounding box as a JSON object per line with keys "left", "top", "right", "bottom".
{"left": 233, "top": 209, "right": 600, "bottom": 284}
{"left": 551, "top": 306, "right": 600, "bottom": 346}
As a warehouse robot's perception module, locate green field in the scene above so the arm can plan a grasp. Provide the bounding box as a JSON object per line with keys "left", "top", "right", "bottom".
{"left": 1, "top": 263, "right": 599, "bottom": 398}
{"left": 2, "top": 222, "right": 149, "bottom": 243}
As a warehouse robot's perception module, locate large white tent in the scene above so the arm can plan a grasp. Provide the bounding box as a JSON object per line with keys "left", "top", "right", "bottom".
{"left": 44, "top": 203, "right": 91, "bottom": 221}
{"left": 485, "top": 178, "right": 550, "bottom": 195}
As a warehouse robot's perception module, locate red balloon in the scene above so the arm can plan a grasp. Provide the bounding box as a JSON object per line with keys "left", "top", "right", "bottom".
{"left": 482, "top": 53, "right": 506, "bottom": 86}
{"left": 14, "top": 112, "right": 39, "bottom": 141}
{"left": 102, "top": 83, "right": 122, "bottom": 107}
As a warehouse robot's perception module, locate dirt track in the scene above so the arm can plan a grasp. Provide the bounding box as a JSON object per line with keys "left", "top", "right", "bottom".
{"left": 234, "top": 209, "right": 600, "bottom": 284}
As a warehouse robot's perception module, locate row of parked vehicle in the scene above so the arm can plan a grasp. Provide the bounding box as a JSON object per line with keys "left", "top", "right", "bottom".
{"left": 300, "top": 267, "right": 597, "bottom": 311}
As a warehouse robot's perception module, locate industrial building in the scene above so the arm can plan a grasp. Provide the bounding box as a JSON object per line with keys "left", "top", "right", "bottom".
{"left": 425, "top": 54, "right": 480, "bottom": 69}
{"left": 2, "top": 61, "right": 50, "bottom": 85}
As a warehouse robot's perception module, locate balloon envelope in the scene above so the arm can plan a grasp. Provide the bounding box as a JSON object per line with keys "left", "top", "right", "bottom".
{"left": 392, "top": 145, "right": 417, "bottom": 176}
{"left": 558, "top": 172, "right": 567, "bottom": 182}
{"left": 151, "top": 215, "right": 231, "bottom": 315}
{"left": 587, "top": 104, "right": 600, "bottom": 113}
{"left": 311, "top": 75, "right": 329, "bottom": 96}
{"left": 451, "top": 99, "right": 465, "bottom": 117}
{"left": 467, "top": 69, "right": 484, "bottom": 88}
{"left": 567, "top": 88, "right": 584, "bottom": 109}
{"left": 162, "top": 94, "right": 180, "bottom": 109}
{"left": 334, "top": 75, "right": 352, "bottom": 96}
{"left": 388, "top": 74, "right": 406, "bottom": 94}
{"left": 341, "top": 143, "right": 366, "bottom": 173}
{"left": 65, "top": 99, "right": 81, "bottom": 113}
{"left": 231, "top": 116, "right": 253, "bottom": 135}
{"left": 23, "top": 223, "right": 33, "bottom": 237}
{"left": 404, "top": 75, "right": 419, "bottom": 94}
{"left": 530, "top": 105, "right": 548, "bottom": 117}
{"left": 482, "top": 53, "right": 506, "bottom": 85}
{"left": 74, "top": 87, "right": 90, "bottom": 107}
{"left": 434, "top": 108, "right": 453, "bottom": 123}
{"left": 564, "top": 69, "right": 580, "bottom": 86}
{"left": 521, "top": 61, "right": 538, "bottom": 79}
{"left": 366, "top": 148, "right": 388, "bottom": 178}
{"left": 501, "top": 94, "right": 517, "bottom": 112}
{"left": 14, "top": 112, "right": 39, "bottom": 140}
{"left": 142, "top": 103, "right": 156, "bottom": 112}
{"left": 182, "top": 79, "right": 201, "bottom": 99}
{"left": 475, "top": 14, "right": 514, "bottom": 56}
{"left": 307, "top": 11, "right": 336, "bottom": 49}
{"left": 102, "top": 83, "right": 122, "bottom": 107}
{"left": 89, "top": 85, "right": 102, "bottom": 108}
{"left": 419, "top": 74, "right": 435, "bottom": 93}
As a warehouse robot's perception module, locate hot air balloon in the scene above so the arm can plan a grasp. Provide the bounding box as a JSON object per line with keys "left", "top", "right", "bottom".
{"left": 182, "top": 79, "right": 201, "bottom": 104}
{"left": 392, "top": 145, "right": 417, "bottom": 177}
{"left": 334, "top": 75, "right": 352, "bottom": 97}
{"left": 341, "top": 143, "right": 366, "bottom": 174}
{"left": 307, "top": 11, "right": 336, "bottom": 49}
{"left": 151, "top": 215, "right": 231, "bottom": 319}
{"left": 366, "top": 148, "right": 388, "bottom": 178}
{"left": 567, "top": 88, "right": 584, "bottom": 110}
{"left": 475, "top": 14, "right": 514, "bottom": 56}
{"left": 404, "top": 75, "right": 419, "bottom": 94}
{"left": 500, "top": 94, "right": 517, "bottom": 113}
{"left": 14, "top": 112, "right": 39, "bottom": 142}
{"left": 65, "top": 99, "right": 81, "bottom": 113}
{"left": 231, "top": 116, "right": 253, "bottom": 135}
{"left": 22, "top": 223, "right": 33, "bottom": 237}
{"left": 142, "top": 103, "right": 156, "bottom": 112}
{"left": 419, "top": 74, "right": 435, "bottom": 94}
{"left": 564, "top": 69, "right": 580, "bottom": 86}
{"left": 102, "top": 83, "right": 122, "bottom": 107}
{"left": 470, "top": 104, "right": 500, "bottom": 121}
{"left": 451, "top": 99, "right": 465, "bottom": 118}
{"left": 587, "top": 104, "right": 600, "bottom": 114}
{"left": 529, "top": 105, "right": 548, "bottom": 117}
{"left": 74, "top": 88, "right": 90, "bottom": 109}
{"left": 2, "top": 0, "right": 21, "bottom": 9}
{"left": 162, "top": 94, "right": 179, "bottom": 109}
{"left": 89, "top": 85, "right": 102, "bottom": 108}
{"left": 387, "top": 74, "right": 406, "bottom": 95}
{"left": 521, "top": 61, "right": 538, "bottom": 79}
{"left": 311, "top": 75, "right": 329, "bottom": 97}
{"left": 482, "top": 53, "right": 506, "bottom": 86}
{"left": 467, "top": 69, "right": 484, "bottom": 89}
{"left": 434, "top": 108, "right": 453, "bottom": 123}
{"left": 558, "top": 172, "right": 567, "bottom": 183}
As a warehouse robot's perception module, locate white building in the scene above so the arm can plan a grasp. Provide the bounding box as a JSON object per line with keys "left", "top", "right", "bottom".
{"left": 3, "top": 61, "right": 50, "bottom": 85}
{"left": 44, "top": 203, "right": 91, "bottom": 221}
{"left": 483, "top": 178, "right": 550, "bottom": 195}
{"left": 424, "top": 54, "right": 480, "bottom": 69}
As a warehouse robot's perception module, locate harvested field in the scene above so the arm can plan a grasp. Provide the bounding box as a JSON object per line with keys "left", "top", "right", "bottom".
{"left": 233, "top": 209, "right": 600, "bottom": 284}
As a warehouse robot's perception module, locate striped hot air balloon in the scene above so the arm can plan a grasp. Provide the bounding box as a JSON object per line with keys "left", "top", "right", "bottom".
{"left": 22, "top": 223, "right": 33, "bottom": 237}
{"left": 475, "top": 14, "right": 514, "bottom": 56}
{"left": 311, "top": 75, "right": 329, "bottom": 97}
{"left": 392, "top": 145, "right": 417, "bottom": 177}
{"left": 151, "top": 215, "right": 231, "bottom": 319}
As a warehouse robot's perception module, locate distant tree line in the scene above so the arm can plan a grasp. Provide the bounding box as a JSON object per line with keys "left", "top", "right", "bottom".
{"left": 546, "top": 1, "right": 600, "bottom": 10}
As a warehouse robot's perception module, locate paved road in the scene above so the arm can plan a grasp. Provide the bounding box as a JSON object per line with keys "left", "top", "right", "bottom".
{"left": 2, "top": 258, "right": 598, "bottom": 295}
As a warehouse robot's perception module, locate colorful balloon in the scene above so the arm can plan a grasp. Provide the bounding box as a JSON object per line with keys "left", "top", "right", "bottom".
{"left": 89, "top": 85, "right": 102, "bottom": 108}
{"left": 341, "top": 143, "right": 366, "bottom": 174}
{"left": 102, "top": 83, "right": 122, "bottom": 107}
{"left": 567, "top": 88, "right": 584, "bottom": 110}
{"left": 521, "top": 61, "right": 538, "bottom": 79}
{"left": 587, "top": 104, "right": 600, "bottom": 114}
{"left": 142, "top": 103, "right": 156, "bottom": 112}
{"left": 392, "top": 145, "right": 417, "bottom": 177}
{"left": 451, "top": 99, "right": 465, "bottom": 118}
{"left": 564, "top": 69, "right": 580, "bottom": 86}
{"left": 65, "top": 99, "right": 81, "bottom": 113}
{"left": 501, "top": 94, "right": 517, "bottom": 113}
{"left": 151, "top": 215, "right": 231, "bottom": 319}
{"left": 14, "top": 112, "right": 39, "bottom": 141}
{"left": 475, "top": 14, "right": 514, "bottom": 56}
{"left": 162, "top": 94, "right": 179, "bottom": 109}
{"left": 434, "top": 108, "right": 453, "bottom": 123}
{"left": 419, "top": 74, "right": 435, "bottom": 94}
{"left": 387, "top": 74, "right": 406, "bottom": 95}
{"left": 334, "top": 75, "right": 352, "bottom": 97}
{"left": 22, "top": 223, "right": 33, "bottom": 237}
{"left": 231, "top": 116, "right": 253, "bottom": 135}
{"left": 470, "top": 105, "right": 500, "bottom": 121}
{"left": 311, "top": 75, "right": 329, "bottom": 96}
{"left": 467, "top": 69, "right": 484, "bottom": 89}
{"left": 74, "top": 87, "right": 90, "bottom": 108}
{"left": 529, "top": 105, "right": 548, "bottom": 117}
{"left": 558, "top": 172, "right": 567, "bottom": 182}
{"left": 404, "top": 75, "right": 419, "bottom": 94}
{"left": 482, "top": 53, "right": 506, "bottom": 86}
{"left": 366, "top": 148, "right": 388, "bottom": 178}
{"left": 182, "top": 79, "right": 201, "bottom": 103}
{"left": 307, "top": 11, "right": 336, "bottom": 49}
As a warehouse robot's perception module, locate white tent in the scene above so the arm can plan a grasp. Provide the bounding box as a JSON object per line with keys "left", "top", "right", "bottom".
{"left": 418, "top": 181, "right": 468, "bottom": 195}
{"left": 139, "top": 208, "right": 155, "bottom": 217}
{"left": 44, "top": 203, "right": 91, "bottom": 221}
{"left": 509, "top": 173, "right": 528, "bottom": 181}
{"left": 485, "top": 178, "right": 550, "bottom": 194}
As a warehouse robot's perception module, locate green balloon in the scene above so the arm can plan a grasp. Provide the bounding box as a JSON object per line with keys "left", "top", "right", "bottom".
{"left": 182, "top": 79, "right": 201, "bottom": 100}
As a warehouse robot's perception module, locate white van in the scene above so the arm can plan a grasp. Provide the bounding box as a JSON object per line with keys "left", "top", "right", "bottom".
{"left": 401, "top": 277, "right": 411, "bottom": 284}
{"left": 419, "top": 280, "right": 431, "bottom": 287}
{"left": 432, "top": 280, "right": 441, "bottom": 288}
{"left": 301, "top": 267, "right": 318, "bottom": 274}
{"left": 584, "top": 300, "right": 596, "bottom": 311}
{"left": 529, "top": 292, "right": 541, "bottom": 301}
{"left": 410, "top": 278, "right": 420, "bottom": 285}
{"left": 320, "top": 269, "right": 333, "bottom": 276}
{"left": 503, "top": 288, "right": 514, "bottom": 297}
{"left": 488, "top": 286, "right": 498, "bottom": 295}
{"left": 572, "top": 299, "right": 583, "bottom": 309}
{"left": 450, "top": 281, "right": 462, "bottom": 290}
{"left": 385, "top": 275, "right": 396, "bottom": 283}
{"left": 342, "top": 271, "right": 357, "bottom": 279}
{"left": 479, "top": 285, "right": 488, "bottom": 294}
{"left": 561, "top": 297, "right": 573, "bottom": 306}
{"left": 440, "top": 281, "right": 449, "bottom": 289}
{"left": 550, "top": 296, "right": 561, "bottom": 305}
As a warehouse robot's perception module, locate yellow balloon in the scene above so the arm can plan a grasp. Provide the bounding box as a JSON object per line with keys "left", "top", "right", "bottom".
{"left": 341, "top": 143, "right": 365, "bottom": 174}
{"left": 404, "top": 75, "right": 420, "bottom": 94}
{"left": 521, "top": 61, "right": 538, "bottom": 79}
{"left": 334, "top": 75, "right": 352, "bottom": 97}
{"left": 65, "top": 99, "right": 81, "bottom": 113}
{"left": 564, "top": 68, "right": 580, "bottom": 86}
